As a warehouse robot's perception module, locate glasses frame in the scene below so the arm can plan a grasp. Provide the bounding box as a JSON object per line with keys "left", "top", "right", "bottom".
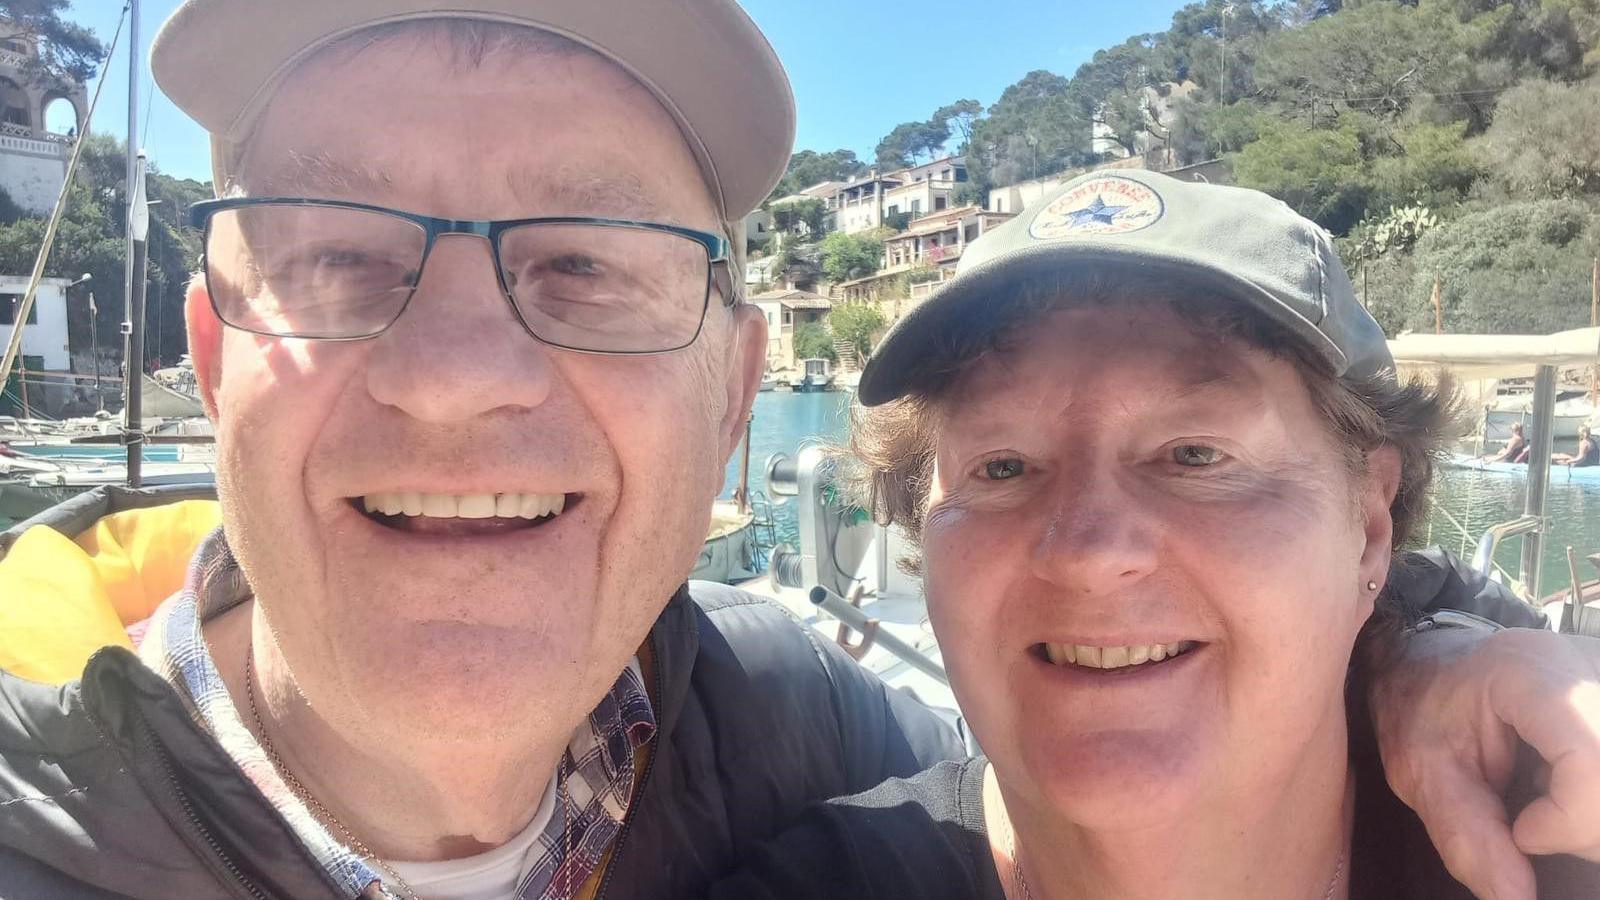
{"left": 189, "top": 197, "right": 737, "bottom": 355}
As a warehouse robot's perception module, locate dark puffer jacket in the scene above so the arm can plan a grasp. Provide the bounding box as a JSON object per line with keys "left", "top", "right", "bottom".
{"left": 0, "top": 582, "right": 964, "bottom": 900}
{"left": 0, "top": 549, "right": 1543, "bottom": 899}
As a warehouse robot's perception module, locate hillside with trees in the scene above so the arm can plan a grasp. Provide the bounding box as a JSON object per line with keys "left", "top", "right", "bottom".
{"left": 772, "top": 0, "right": 1600, "bottom": 336}
{"left": 0, "top": 135, "right": 208, "bottom": 371}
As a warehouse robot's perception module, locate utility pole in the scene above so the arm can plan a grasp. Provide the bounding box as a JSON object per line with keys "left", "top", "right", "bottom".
{"left": 89, "top": 289, "right": 101, "bottom": 411}
{"left": 1431, "top": 275, "right": 1443, "bottom": 335}
{"left": 1219, "top": 4, "right": 1234, "bottom": 105}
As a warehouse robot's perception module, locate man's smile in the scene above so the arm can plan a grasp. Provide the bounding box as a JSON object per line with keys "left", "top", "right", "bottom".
{"left": 350, "top": 491, "right": 579, "bottom": 535}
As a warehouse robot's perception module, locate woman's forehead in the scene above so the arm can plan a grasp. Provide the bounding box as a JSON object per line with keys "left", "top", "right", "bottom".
{"left": 945, "top": 305, "right": 1272, "bottom": 408}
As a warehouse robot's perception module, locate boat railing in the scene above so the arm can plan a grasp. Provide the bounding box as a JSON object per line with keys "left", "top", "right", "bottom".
{"left": 1423, "top": 501, "right": 1536, "bottom": 598}
{"left": 809, "top": 585, "right": 948, "bottom": 686}
{"left": 1470, "top": 514, "right": 1542, "bottom": 598}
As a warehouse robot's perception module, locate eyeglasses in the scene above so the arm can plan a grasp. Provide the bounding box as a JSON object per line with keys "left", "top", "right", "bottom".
{"left": 189, "top": 198, "right": 736, "bottom": 354}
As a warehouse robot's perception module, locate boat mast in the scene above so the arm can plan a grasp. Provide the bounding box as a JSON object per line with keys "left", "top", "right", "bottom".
{"left": 121, "top": 0, "right": 144, "bottom": 486}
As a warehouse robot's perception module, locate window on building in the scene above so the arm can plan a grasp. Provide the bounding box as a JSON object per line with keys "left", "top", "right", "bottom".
{"left": 782, "top": 308, "right": 793, "bottom": 325}
{"left": 2, "top": 105, "right": 26, "bottom": 127}
{"left": 911, "top": 199, "right": 922, "bottom": 215}
{"left": 994, "top": 196, "right": 1007, "bottom": 213}
{"left": 1, "top": 40, "right": 27, "bottom": 55}
{"left": 955, "top": 167, "right": 969, "bottom": 183}
{"left": 940, "top": 169, "right": 951, "bottom": 180}
{"left": 0, "top": 294, "right": 36, "bottom": 326}
{"left": 965, "top": 224, "right": 979, "bottom": 242}
{"left": 887, "top": 204, "right": 899, "bottom": 216}
{"left": 934, "top": 196, "right": 947, "bottom": 211}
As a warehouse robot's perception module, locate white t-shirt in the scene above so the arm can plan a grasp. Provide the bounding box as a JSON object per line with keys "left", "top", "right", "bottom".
{"left": 376, "top": 766, "right": 557, "bottom": 900}
{"left": 374, "top": 656, "right": 644, "bottom": 900}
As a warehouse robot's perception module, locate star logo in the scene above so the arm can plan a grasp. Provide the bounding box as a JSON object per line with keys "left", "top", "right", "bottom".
{"left": 1029, "top": 175, "right": 1165, "bottom": 240}
{"left": 1065, "top": 195, "right": 1130, "bottom": 227}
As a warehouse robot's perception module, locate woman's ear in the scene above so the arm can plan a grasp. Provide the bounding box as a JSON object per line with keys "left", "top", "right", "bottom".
{"left": 1359, "top": 445, "right": 1403, "bottom": 589}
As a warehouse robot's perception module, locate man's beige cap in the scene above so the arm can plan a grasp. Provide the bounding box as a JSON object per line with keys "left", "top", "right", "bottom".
{"left": 150, "top": 0, "right": 796, "bottom": 220}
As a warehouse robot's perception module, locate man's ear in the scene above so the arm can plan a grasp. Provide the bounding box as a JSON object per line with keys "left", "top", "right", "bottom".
{"left": 184, "top": 275, "right": 224, "bottom": 422}
{"left": 718, "top": 303, "right": 767, "bottom": 462}
{"left": 1360, "top": 444, "right": 1403, "bottom": 589}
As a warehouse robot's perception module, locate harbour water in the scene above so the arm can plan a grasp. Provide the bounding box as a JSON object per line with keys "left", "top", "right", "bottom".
{"left": 723, "top": 390, "right": 1600, "bottom": 601}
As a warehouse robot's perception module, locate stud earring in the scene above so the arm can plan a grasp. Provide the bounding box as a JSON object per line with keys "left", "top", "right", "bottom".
{"left": 1366, "top": 580, "right": 1379, "bottom": 592}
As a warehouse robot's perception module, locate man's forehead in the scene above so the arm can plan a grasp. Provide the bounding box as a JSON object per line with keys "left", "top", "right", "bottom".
{"left": 240, "top": 151, "right": 670, "bottom": 221}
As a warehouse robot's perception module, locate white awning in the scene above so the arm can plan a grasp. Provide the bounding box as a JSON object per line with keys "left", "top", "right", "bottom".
{"left": 1389, "top": 327, "right": 1600, "bottom": 380}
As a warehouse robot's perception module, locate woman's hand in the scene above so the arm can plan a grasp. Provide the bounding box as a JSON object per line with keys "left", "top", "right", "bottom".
{"left": 1372, "top": 626, "right": 1600, "bottom": 900}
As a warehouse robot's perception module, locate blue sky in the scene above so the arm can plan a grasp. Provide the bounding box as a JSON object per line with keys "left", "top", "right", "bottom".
{"left": 76, "top": 0, "right": 1196, "bottom": 184}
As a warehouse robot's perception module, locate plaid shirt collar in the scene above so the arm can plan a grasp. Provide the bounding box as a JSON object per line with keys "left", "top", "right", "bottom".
{"left": 140, "top": 528, "right": 656, "bottom": 900}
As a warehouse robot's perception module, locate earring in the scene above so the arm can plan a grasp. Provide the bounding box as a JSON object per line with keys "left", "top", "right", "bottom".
{"left": 1366, "top": 580, "right": 1379, "bottom": 592}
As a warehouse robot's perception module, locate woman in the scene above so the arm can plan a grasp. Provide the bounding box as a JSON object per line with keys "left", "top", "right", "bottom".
{"left": 1552, "top": 425, "right": 1597, "bottom": 467}
{"left": 711, "top": 172, "right": 1600, "bottom": 899}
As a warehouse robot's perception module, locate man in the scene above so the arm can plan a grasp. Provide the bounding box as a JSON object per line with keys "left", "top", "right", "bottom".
{"left": 0, "top": 3, "right": 1596, "bottom": 900}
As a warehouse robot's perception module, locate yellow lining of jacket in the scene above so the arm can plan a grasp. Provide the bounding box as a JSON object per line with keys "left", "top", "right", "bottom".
{"left": 0, "top": 500, "right": 222, "bottom": 684}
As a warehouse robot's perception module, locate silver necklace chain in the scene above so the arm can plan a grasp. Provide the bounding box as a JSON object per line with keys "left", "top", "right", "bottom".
{"left": 245, "top": 652, "right": 420, "bottom": 900}
{"left": 1006, "top": 819, "right": 1345, "bottom": 900}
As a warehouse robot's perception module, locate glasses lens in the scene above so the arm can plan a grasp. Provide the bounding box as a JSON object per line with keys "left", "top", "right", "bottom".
{"left": 205, "top": 204, "right": 427, "bottom": 338}
{"left": 498, "top": 223, "right": 712, "bottom": 353}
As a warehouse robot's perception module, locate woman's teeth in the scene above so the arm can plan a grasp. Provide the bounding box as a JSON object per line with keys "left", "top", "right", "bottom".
{"left": 1043, "top": 641, "right": 1197, "bottom": 670}
{"left": 360, "top": 491, "right": 566, "bottom": 520}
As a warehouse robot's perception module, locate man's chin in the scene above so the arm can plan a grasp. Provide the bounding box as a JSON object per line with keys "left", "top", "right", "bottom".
{"left": 320, "top": 621, "right": 611, "bottom": 736}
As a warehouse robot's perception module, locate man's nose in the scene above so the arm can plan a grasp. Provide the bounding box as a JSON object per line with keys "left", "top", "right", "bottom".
{"left": 364, "top": 234, "right": 554, "bottom": 422}
{"left": 1028, "top": 465, "right": 1159, "bottom": 601}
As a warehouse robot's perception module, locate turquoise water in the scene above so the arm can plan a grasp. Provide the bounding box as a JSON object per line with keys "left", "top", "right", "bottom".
{"left": 720, "top": 390, "right": 853, "bottom": 547}
{"left": 16, "top": 444, "right": 183, "bottom": 462}
{"left": 722, "top": 391, "right": 1600, "bottom": 600}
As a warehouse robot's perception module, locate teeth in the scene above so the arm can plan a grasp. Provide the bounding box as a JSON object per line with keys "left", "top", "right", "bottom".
{"left": 1044, "top": 641, "right": 1196, "bottom": 670}
{"left": 361, "top": 491, "right": 567, "bottom": 521}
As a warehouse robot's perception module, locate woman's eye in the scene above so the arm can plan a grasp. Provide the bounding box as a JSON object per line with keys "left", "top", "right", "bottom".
{"left": 983, "top": 458, "right": 1025, "bottom": 480}
{"left": 1171, "top": 445, "right": 1222, "bottom": 467}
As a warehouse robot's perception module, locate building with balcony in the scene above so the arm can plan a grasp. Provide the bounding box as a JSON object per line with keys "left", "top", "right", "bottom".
{"left": 880, "top": 156, "right": 967, "bottom": 225}
{"left": 0, "top": 30, "right": 87, "bottom": 215}
{"left": 832, "top": 156, "right": 968, "bottom": 234}
{"left": 832, "top": 205, "right": 1012, "bottom": 319}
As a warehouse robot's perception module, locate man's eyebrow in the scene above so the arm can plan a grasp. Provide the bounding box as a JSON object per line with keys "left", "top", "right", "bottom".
{"left": 249, "top": 152, "right": 396, "bottom": 198}
{"left": 505, "top": 169, "right": 666, "bottom": 221}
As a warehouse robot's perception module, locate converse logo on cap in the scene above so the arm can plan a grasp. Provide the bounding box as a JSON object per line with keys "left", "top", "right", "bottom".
{"left": 1029, "top": 174, "right": 1165, "bottom": 240}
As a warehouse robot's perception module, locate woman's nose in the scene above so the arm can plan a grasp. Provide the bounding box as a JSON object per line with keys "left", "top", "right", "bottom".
{"left": 1029, "top": 468, "right": 1160, "bottom": 601}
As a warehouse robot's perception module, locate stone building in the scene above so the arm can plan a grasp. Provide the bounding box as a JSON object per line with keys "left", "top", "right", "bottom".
{"left": 0, "top": 27, "right": 88, "bottom": 214}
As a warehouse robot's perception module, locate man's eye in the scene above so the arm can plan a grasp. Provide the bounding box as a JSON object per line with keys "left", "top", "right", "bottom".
{"left": 983, "top": 458, "right": 1025, "bottom": 480}
{"left": 549, "top": 254, "right": 602, "bottom": 276}
{"left": 1171, "top": 445, "right": 1222, "bottom": 467}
